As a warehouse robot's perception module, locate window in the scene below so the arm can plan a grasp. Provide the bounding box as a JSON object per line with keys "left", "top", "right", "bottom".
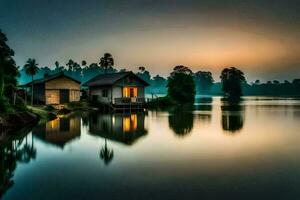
{"left": 102, "top": 89, "right": 108, "bottom": 97}
{"left": 123, "top": 87, "right": 137, "bottom": 97}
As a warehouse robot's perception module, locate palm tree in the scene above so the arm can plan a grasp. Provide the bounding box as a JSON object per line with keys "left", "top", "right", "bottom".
{"left": 66, "top": 59, "right": 74, "bottom": 71}
{"left": 100, "top": 139, "right": 114, "bottom": 165}
{"left": 54, "top": 61, "right": 59, "bottom": 69}
{"left": 99, "top": 53, "right": 114, "bottom": 74}
{"left": 24, "top": 58, "right": 39, "bottom": 105}
{"left": 81, "top": 60, "right": 87, "bottom": 67}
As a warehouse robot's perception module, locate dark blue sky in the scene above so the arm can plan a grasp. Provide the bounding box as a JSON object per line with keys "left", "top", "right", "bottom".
{"left": 1, "top": 0, "right": 299, "bottom": 81}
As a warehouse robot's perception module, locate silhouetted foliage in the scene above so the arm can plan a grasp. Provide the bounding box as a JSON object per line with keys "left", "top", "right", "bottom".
{"left": 24, "top": 58, "right": 39, "bottom": 106}
{"left": 0, "top": 134, "right": 36, "bottom": 197}
{"left": 100, "top": 53, "right": 114, "bottom": 74}
{"left": 194, "top": 71, "right": 214, "bottom": 94}
{"left": 0, "top": 30, "right": 18, "bottom": 112}
{"left": 136, "top": 66, "right": 167, "bottom": 94}
{"left": 220, "top": 67, "right": 246, "bottom": 98}
{"left": 167, "top": 66, "right": 195, "bottom": 103}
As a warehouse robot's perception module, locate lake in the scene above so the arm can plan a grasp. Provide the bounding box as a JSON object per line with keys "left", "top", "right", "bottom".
{"left": 1, "top": 97, "right": 300, "bottom": 200}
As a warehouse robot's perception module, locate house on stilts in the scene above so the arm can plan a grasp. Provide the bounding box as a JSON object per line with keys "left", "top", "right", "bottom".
{"left": 83, "top": 71, "right": 149, "bottom": 111}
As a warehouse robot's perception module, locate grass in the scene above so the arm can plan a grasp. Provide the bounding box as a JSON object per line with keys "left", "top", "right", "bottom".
{"left": 65, "top": 100, "right": 92, "bottom": 110}
{"left": 27, "top": 105, "right": 57, "bottom": 124}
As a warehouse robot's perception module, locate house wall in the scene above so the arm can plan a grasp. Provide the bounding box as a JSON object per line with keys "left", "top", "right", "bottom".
{"left": 90, "top": 86, "right": 123, "bottom": 104}
{"left": 45, "top": 77, "right": 80, "bottom": 104}
{"left": 137, "top": 87, "right": 144, "bottom": 98}
{"left": 32, "top": 83, "right": 45, "bottom": 104}
{"left": 45, "top": 90, "right": 60, "bottom": 104}
{"left": 90, "top": 85, "right": 145, "bottom": 104}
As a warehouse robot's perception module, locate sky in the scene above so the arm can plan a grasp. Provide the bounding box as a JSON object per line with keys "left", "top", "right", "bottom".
{"left": 0, "top": 0, "right": 300, "bottom": 81}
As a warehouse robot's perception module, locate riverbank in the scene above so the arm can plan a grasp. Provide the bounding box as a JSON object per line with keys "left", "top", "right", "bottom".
{"left": 0, "top": 101, "right": 93, "bottom": 136}
{"left": 0, "top": 111, "right": 39, "bottom": 134}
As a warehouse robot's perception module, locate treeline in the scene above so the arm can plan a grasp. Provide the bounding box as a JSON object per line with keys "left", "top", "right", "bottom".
{"left": 18, "top": 57, "right": 300, "bottom": 97}
{"left": 18, "top": 59, "right": 168, "bottom": 95}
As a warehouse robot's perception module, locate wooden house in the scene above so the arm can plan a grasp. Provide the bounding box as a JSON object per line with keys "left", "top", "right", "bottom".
{"left": 83, "top": 71, "right": 149, "bottom": 110}
{"left": 23, "top": 72, "right": 81, "bottom": 105}
{"left": 88, "top": 112, "right": 147, "bottom": 145}
{"left": 33, "top": 115, "right": 81, "bottom": 149}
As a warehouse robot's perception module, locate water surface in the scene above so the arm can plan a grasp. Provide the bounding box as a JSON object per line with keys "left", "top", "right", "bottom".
{"left": 1, "top": 97, "right": 300, "bottom": 199}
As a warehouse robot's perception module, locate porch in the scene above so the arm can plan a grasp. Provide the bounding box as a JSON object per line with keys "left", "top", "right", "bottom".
{"left": 112, "top": 97, "right": 146, "bottom": 112}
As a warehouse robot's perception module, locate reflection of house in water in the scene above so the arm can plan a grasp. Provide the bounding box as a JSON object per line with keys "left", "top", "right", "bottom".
{"left": 89, "top": 113, "right": 147, "bottom": 145}
{"left": 32, "top": 116, "right": 81, "bottom": 148}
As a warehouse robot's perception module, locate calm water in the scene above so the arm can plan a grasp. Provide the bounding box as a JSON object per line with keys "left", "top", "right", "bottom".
{"left": 1, "top": 97, "right": 300, "bottom": 200}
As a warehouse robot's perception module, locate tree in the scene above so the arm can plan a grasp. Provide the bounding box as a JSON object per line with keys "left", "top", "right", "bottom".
{"left": 54, "top": 61, "right": 59, "bottom": 69}
{"left": 81, "top": 60, "right": 87, "bottom": 67}
{"left": 170, "top": 65, "right": 193, "bottom": 76}
{"left": 167, "top": 65, "right": 195, "bottom": 103}
{"left": 54, "top": 61, "right": 64, "bottom": 72}
{"left": 0, "top": 30, "right": 18, "bottom": 111}
{"left": 24, "top": 58, "right": 39, "bottom": 106}
{"left": 194, "top": 71, "right": 214, "bottom": 94}
{"left": 99, "top": 53, "right": 114, "bottom": 74}
{"left": 138, "top": 66, "right": 145, "bottom": 72}
{"left": 273, "top": 80, "right": 280, "bottom": 85}
{"left": 73, "top": 62, "right": 81, "bottom": 72}
{"left": 136, "top": 66, "right": 151, "bottom": 83}
{"left": 66, "top": 59, "right": 74, "bottom": 71}
{"left": 220, "top": 67, "right": 245, "bottom": 98}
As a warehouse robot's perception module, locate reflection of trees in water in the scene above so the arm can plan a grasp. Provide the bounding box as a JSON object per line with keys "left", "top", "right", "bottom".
{"left": 81, "top": 112, "right": 90, "bottom": 127}
{"left": 194, "top": 97, "right": 213, "bottom": 123}
{"left": 88, "top": 112, "right": 147, "bottom": 166}
{"left": 221, "top": 99, "right": 245, "bottom": 133}
{"left": 100, "top": 139, "right": 114, "bottom": 166}
{"left": 16, "top": 135, "right": 36, "bottom": 163}
{"left": 0, "top": 134, "right": 36, "bottom": 197}
{"left": 168, "top": 104, "right": 194, "bottom": 137}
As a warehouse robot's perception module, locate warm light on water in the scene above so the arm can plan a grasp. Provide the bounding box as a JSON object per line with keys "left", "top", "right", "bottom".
{"left": 1, "top": 97, "right": 300, "bottom": 199}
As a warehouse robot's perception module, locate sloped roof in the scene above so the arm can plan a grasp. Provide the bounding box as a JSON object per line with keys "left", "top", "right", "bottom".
{"left": 83, "top": 71, "right": 149, "bottom": 87}
{"left": 22, "top": 72, "right": 81, "bottom": 87}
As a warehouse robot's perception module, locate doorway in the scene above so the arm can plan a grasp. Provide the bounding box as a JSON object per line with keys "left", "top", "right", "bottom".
{"left": 60, "top": 89, "right": 70, "bottom": 104}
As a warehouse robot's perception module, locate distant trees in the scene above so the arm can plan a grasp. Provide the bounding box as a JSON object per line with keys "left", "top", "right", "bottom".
{"left": 100, "top": 53, "right": 114, "bottom": 74}
{"left": 24, "top": 58, "right": 39, "bottom": 105}
{"left": 244, "top": 79, "right": 300, "bottom": 96}
{"left": 220, "top": 67, "right": 245, "bottom": 98}
{"left": 194, "top": 71, "right": 214, "bottom": 94}
{"left": 66, "top": 59, "right": 74, "bottom": 71}
{"left": 136, "top": 66, "right": 151, "bottom": 83}
{"left": 167, "top": 65, "right": 195, "bottom": 103}
{"left": 0, "top": 30, "right": 18, "bottom": 111}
